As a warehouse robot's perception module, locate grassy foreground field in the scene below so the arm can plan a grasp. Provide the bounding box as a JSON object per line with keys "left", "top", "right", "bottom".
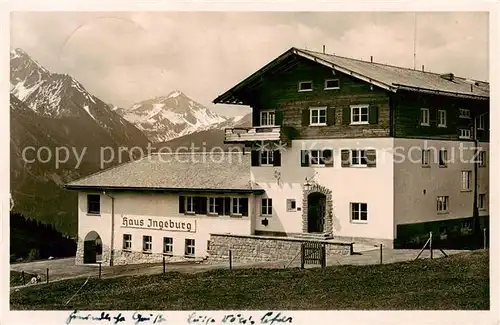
{"left": 11, "top": 250, "right": 489, "bottom": 310}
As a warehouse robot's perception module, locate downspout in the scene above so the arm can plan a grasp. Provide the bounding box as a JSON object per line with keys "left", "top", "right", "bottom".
{"left": 103, "top": 190, "right": 115, "bottom": 266}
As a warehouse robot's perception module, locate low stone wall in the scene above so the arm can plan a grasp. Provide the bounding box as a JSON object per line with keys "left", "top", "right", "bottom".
{"left": 111, "top": 250, "right": 191, "bottom": 266}
{"left": 207, "top": 233, "right": 353, "bottom": 264}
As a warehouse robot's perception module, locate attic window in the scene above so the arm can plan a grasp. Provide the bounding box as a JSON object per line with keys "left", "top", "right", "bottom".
{"left": 324, "top": 79, "right": 340, "bottom": 90}
{"left": 298, "top": 81, "right": 313, "bottom": 92}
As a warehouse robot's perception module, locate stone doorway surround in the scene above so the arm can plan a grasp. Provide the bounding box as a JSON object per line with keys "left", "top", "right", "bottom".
{"left": 302, "top": 183, "right": 333, "bottom": 236}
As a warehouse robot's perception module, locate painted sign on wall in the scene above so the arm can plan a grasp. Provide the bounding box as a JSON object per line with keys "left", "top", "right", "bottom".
{"left": 121, "top": 216, "right": 196, "bottom": 232}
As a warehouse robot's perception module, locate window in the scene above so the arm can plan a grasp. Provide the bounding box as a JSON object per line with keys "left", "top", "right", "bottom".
{"left": 478, "top": 150, "right": 486, "bottom": 167}
{"left": 87, "top": 194, "right": 101, "bottom": 214}
{"left": 420, "top": 108, "right": 430, "bottom": 126}
{"left": 231, "top": 197, "right": 249, "bottom": 216}
{"left": 324, "top": 79, "right": 340, "bottom": 90}
{"left": 185, "top": 196, "right": 195, "bottom": 213}
{"left": 260, "top": 110, "right": 275, "bottom": 126}
{"left": 438, "top": 110, "right": 447, "bottom": 127}
{"left": 163, "top": 237, "right": 173, "bottom": 255}
{"left": 478, "top": 194, "right": 486, "bottom": 210}
{"left": 185, "top": 239, "right": 195, "bottom": 256}
{"left": 260, "top": 149, "right": 274, "bottom": 166}
{"left": 421, "top": 149, "right": 430, "bottom": 166}
{"left": 438, "top": 149, "right": 448, "bottom": 167}
{"left": 459, "top": 109, "right": 471, "bottom": 119}
{"left": 439, "top": 227, "right": 448, "bottom": 240}
{"left": 208, "top": 197, "right": 218, "bottom": 214}
{"left": 298, "top": 81, "right": 313, "bottom": 92}
{"left": 459, "top": 129, "right": 471, "bottom": 139}
{"left": 310, "top": 150, "right": 325, "bottom": 166}
{"left": 310, "top": 107, "right": 327, "bottom": 126}
{"left": 286, "top": 199, "right": 296, "bottom": 212}
{"left": 351, "top": 105, "right": 369, "bottom": 124}
{"left": 478, "top": 114, "right": 485, "bottom": 130}
{"left": 301, "top": 149, "right": 333, "bottom": 167}
{"left": 461, "top": 220, "right": 473, "bottom": 235}
{"left": 436, "top": 196, "right": 449, "bottom": 213}
{"left": 123, "top": 234, "right": 132, "bottom": 250}
{"left": 261, "top": 198, "right": 272, "bottom": 216}
{"left": 351, "top": 203, "right": 368, "bottom": 222}
{"left": 143, "top": 235, "right": 152, "bottom": 253}
{"left": 351, "top": 150, "right": 368, "bottom": 166}
{"left": 461, "top": 171, "right": 472, "bottom": 191}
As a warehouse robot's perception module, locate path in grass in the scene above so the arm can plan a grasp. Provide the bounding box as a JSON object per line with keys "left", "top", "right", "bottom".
{"left": 10, "top": 250, "right": 489, "bottom": 310}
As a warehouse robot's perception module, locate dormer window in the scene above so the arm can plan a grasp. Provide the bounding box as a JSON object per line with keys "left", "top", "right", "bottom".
{"left": 324, "top": 79, "right": 340, "bottom": 90}
{"left": 260, "top": 110, "right": 275, "bottom": 126}
{"left": 298, "top": 81, "right": 313, "bottom": 92}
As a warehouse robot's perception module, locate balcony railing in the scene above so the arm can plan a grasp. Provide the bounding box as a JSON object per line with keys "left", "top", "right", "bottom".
{"left": 224, "top": 126, "right": 281, "bottom": 143}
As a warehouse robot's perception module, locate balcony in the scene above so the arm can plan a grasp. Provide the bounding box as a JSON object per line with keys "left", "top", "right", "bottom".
{"left": 224, "top": 126, "right": 281, "bottom": 144}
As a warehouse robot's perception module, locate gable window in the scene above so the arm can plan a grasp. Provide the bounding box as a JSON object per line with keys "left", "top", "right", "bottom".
{"left": 260, "top": 110, "right": 275, "bottom": 126}
{"left": 163, "top": 237, "right": 173, "bottom": 255}
{"left": 459, "top": 129, "right": 471, "bottom": 139}
{"left": 310, "top": 107, "right": 327, "bottom": 126}
{"left": 185, "top": 239, "right": 195, "bottom": 257}
{"left": 351, "top": 105, "right": 369, "bottom": 124}
{"left": 231, "top": 197, "right": 249, "bottom": 216}
{"left": 143, "top": 235, "right": 152, "bottom": 253}
{"left": 123, "top": 234, "right": 132, "bottom": 251}
{"left": 324, "top": 79, "right": 340, "bottom": 90}
{"left": 478, "top": 194, "right": 486, "bottom": 210}
{"left": 459, "top": 109, "right": 471, "bottom": 119}
{"left": 260, "top": 149, "right": 274, "bottom": 166}
{"left": 438, "top": 110, "right": 447, "bottom": 127}
{"left": 461, "top": 170, "right": 472, "bottom": 191}
{"left": 87, "top": 194, "right": 101, "bottom": 215}
{"left": 286, "top": 199, "right": 296, "bottom": 212}
{"left": 261, "top": 198, "right": 272, "bottom": 216}
{"left": 478, "top": 114, "right": 485, "bottom": 130}
{"left": 421, "top": 149, "right": 430, "bottom": 167}
{"left": 351, "top": 203, "right": 368, "bottom": 222}
{"left": 436, "top": 196, "right": 449, "bottom": 213}
{"left": 438, "top": 149, "right": 448, "bottom": 167}
{"left": 420, "top": 108, "right": 430, "bottom": 126}
{"left": 298, "top": 81, "right": 313, "bottom": 92}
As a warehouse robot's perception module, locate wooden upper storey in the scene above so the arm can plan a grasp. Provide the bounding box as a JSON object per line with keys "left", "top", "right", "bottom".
{"left": 214, "top": 48, "right": 489, "bottom": 142}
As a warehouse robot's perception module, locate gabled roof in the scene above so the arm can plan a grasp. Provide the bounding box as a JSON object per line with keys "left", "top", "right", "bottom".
{"left": 213, "top": 47, "right": 489, "bottom": 105}
{"left": 65, "top": 152, "right": 263, "bottom": 193}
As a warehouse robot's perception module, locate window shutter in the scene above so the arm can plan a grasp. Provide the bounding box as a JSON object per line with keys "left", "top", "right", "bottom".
{"left": 224, "top": 197, "right": 231, "bottom": 215}
{"left": 301, "top": 150, "right": 310, "bottom": 167}
{"left": 179, "top": 196, "right": 185, "bottom": 213}
{"left": 326, "top": 107, "right": 335, "bottom": 125}
{"left": 275, "top": 111, "right": 283, "bottom": 126}
{"left": 215, "top": 197, "right": 224, "bottom": 215}
{"left": 323, "top": 149, "right": 334, "bottom": 167}
{"left": 197, "top": 196, "right": 207, "bottom": 215}
{"left": 369, "top": 105, "right": 379, "bottom": 124}
{"left": 273, "top": 150, "right": 281, "bottom": 166}
{"left": 342, "top": 106, "right": 351, "bottom": 125}
{"left": 301, "top": 109, "right": 310, "bottom": 126}
{"left": 240, "top": 198, "right": 249, "bottom": 216}
{"left": 252, "top": 108, "right": 260, "bottom": 127}
{"left": 251, "top": 150, "right": 260, "bottom": 166}
{"left": 366, "top": 149, "right": 377, "bottom": 167}
{"left": 341, "top": 149, "right": 350, "bottom": 167}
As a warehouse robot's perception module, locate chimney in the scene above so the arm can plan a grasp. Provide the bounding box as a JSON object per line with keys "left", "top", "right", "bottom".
{"left": 370, "top": 56, "right": 373, "bottom": 63}
{"left": 323, "top": 45, "right": 325, "bottom": 54}
{"left": 422, "top": 65, "right": 425, "bottom": 72}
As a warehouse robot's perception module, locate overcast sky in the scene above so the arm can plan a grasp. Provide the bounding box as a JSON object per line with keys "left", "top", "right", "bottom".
{"left": 11, "top": 11, "right": 488, "bottom": 117}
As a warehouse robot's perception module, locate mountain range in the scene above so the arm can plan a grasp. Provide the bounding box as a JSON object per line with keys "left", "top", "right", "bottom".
{"left": 10, "top": 48, "right": 250, "bottom": 236}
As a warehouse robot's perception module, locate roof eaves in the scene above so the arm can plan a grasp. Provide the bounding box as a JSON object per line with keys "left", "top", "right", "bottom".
{"left": 293, "top": 48, "right": 398, "bottom": 93}
{"left": 64, "top": 185, "right": 265, "bottom": 194}
{"left": 393, "top": 83, "right": 489, "bottom": 100}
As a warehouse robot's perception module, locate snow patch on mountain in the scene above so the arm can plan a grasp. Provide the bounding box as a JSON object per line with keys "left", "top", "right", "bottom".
{"left": 82, "top": 105, "right": 96, "bottom": 120}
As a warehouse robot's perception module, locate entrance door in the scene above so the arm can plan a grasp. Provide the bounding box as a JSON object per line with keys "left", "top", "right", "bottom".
{"left": 307, "top": 192, "right": 326, "bottom": 233}
{"left": 83, "top": 231, "right": 102, "bottom": 264}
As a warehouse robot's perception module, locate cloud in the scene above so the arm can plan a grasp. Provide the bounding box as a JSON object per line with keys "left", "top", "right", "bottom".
{"left": 10, "top": 11, "right": 489, "bottom": 117}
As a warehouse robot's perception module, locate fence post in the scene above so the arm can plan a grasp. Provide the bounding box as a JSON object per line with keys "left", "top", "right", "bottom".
{"left": 98, "top": 262, "right": 102, "bottom": 279}
{"left": 46, "top": 268, "right": 49, "bottom": 284}
{"left": 429, "top": 232, "right": 433, "bottom": 259}
{"left": 321, "top": 245, "right": 326, "bottom": 268}
{"left": 163, "top": 256, "right": 166, "bottom": 274}
{"left": 379, "top": 244, "right": 383, "bottom": 264}
{"left": 21, "top": 271, "right": 25, "bottom": 285}
{"left": 483, "top": 228, "right": 487, "bottom": 249}
{"left": 300, "top": 244, "right": 305, "bottom": 269}
{"left": 229, "top": 250, "right": 232, "bottom": 270}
